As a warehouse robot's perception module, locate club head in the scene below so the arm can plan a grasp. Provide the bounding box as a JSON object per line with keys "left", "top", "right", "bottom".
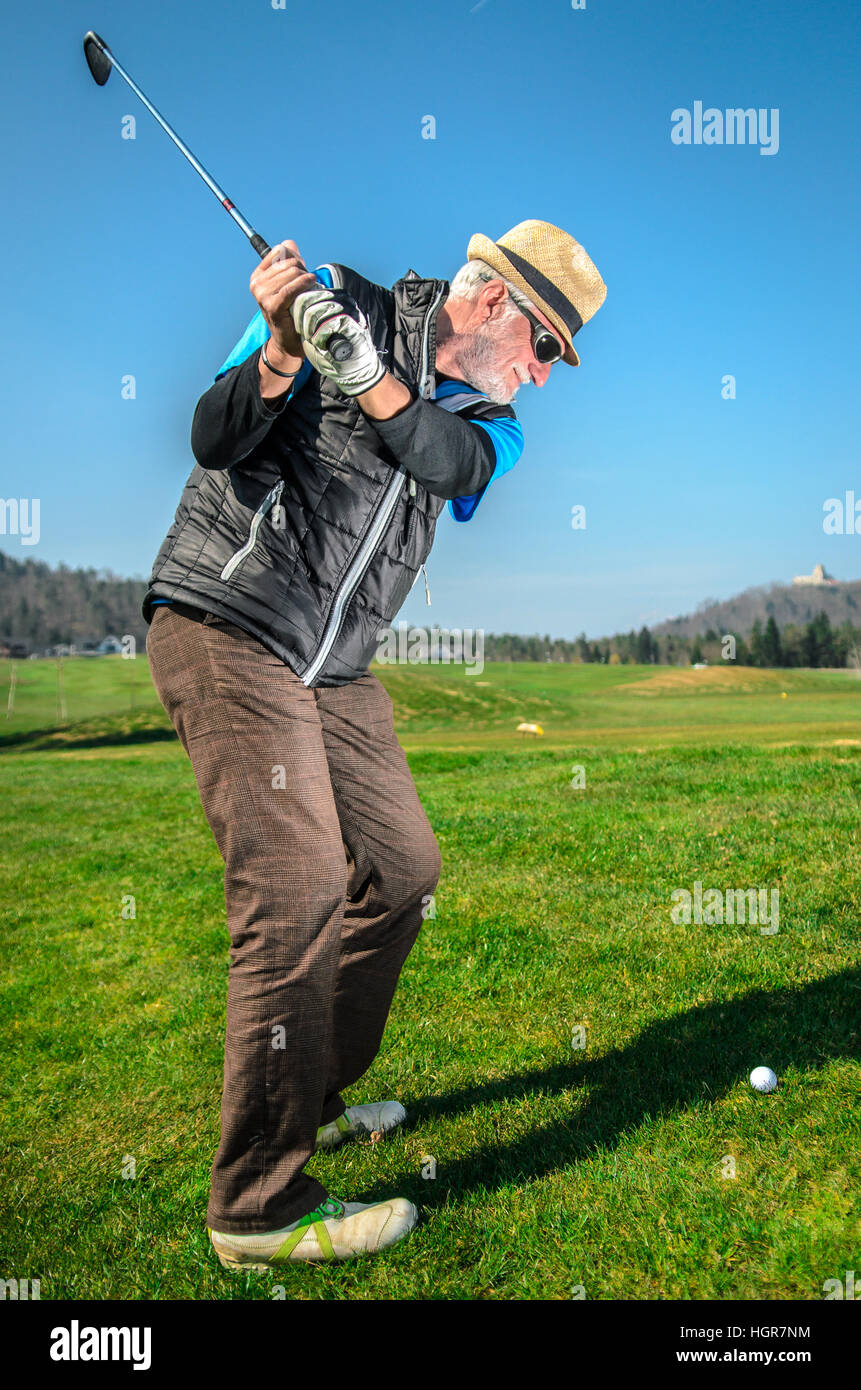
{"left": 83, "top": 31, "right": 113, "bottom": 86}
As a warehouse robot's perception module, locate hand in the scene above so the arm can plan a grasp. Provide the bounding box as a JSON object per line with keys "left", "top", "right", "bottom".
{"left": 250, "top": 240, "right": 317, "bottom": 358}
{"left": 291, "top": 288, "right": 386, "bottom": 397}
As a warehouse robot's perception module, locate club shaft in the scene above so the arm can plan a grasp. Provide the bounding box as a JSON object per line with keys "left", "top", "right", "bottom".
{"left": 86, "top": 33, "right": 355, "bottom": 357}
{"left": 101, "top": 46, "right": 267, "bottom": 254}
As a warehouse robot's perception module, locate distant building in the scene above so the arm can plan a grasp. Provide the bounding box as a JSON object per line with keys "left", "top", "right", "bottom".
{"left": 793, "top": 562, "right": 838, "bottom": 587}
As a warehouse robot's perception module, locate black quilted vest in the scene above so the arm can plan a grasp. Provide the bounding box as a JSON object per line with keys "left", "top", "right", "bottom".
{"left": 143, "top": 265, "right": 462, "bottom": 686}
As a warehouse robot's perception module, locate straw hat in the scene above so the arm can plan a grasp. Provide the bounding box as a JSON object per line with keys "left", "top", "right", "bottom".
{"left": 467, "top": 219, "right": 606, "bottom": 366}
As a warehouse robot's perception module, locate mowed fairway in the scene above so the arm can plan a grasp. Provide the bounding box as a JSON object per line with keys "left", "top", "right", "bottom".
{"left": 1, "top": 657, "right": 859, "bottom": 1300}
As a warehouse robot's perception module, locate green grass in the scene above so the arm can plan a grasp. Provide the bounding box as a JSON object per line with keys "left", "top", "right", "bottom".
{"left": 1, "top": 659, "right": 859, "bottom": 1299}
{"left": 0, "top": 654, "right": 162, "bottom": 745}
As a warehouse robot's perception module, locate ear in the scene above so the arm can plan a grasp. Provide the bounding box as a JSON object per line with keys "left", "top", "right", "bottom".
{"left": 477, "top": 278, "right": 510, "bottom": 324}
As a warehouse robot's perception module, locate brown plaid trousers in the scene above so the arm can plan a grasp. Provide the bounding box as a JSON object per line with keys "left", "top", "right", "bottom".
{"left": 145, "top": 602, "right": 441, "bottom": 1234}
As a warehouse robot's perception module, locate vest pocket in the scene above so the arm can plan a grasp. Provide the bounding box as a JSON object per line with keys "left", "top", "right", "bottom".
{"left": 220, "top": 480, "right": 285, "bottom": 581}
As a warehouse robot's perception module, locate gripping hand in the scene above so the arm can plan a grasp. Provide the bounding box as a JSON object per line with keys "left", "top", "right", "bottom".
{"left": 292, "top": 289, "right": 386, "bottom": 396}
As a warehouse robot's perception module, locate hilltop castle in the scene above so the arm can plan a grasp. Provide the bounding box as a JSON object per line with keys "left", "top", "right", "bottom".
{"left": 792, "top": 563, "right": 838, "bottom": 587}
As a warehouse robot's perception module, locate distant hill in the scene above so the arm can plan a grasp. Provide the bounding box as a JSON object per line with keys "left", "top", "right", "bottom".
{"left": 3, "top": 551, "right": 860, "bottom": 660}
{"left": 652, "top": 573, "right": 861, "bottom": 640}
{"left": 0, "top": 553, "right": 148, "bottom": 652}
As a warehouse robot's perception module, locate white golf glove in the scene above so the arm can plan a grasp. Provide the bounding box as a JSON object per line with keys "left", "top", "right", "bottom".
{"left": 291, "top": 289, "right": 386, "bottom": 396}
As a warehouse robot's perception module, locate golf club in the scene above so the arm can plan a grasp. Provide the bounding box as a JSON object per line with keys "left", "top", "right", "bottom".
{"left": 82, "top": 30, "right": 355, "bottom": 362}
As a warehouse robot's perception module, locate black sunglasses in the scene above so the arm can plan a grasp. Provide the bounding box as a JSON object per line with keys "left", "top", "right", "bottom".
{"left": 509, "top": 292, "right": 565, "bottom": 364}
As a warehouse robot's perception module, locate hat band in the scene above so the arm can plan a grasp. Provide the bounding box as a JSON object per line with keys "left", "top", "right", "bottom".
{"left": 496, "top": 245, "right": 584, "bottom": 339}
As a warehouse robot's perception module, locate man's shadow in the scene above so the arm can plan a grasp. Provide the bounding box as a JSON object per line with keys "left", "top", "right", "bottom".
{"left": 358, "top": 967, "right": 860, "bottom": 1204}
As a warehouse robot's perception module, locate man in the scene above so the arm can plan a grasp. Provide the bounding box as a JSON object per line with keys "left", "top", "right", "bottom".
{"left": 143, "top": 219, "right": 606, "bottom": 1268}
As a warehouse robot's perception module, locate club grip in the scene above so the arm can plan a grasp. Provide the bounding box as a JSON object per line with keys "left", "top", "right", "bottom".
{"left": 327, "top": 334, "right": 353, "bottom": 363}
{"left": 316, "top": 290, "right": 359, "bottom": 362}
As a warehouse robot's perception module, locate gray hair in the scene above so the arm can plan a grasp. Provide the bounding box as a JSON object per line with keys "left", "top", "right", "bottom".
{"left": 447, "top": 257, "right": 540, "bottom": 318}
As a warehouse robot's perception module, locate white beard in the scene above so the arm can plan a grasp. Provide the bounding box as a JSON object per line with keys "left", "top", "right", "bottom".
{"left": 443, "top": 310, "right": 524, "bottom": 404}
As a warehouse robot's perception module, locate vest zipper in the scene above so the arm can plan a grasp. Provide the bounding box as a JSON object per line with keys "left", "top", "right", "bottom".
{"left": 300, "top": 282, "right": 446, "bottom": 686}
{"left": 301, "top": 467, "right": 408, "bottom": 686}
{"left": 418, "top": 286, "right": 446, "bottom": 399}
{"left": 220, "top": 480, "right": 285, "bottom": 581}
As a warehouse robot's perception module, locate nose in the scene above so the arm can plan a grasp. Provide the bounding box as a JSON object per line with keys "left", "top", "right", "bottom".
{"left": 530, "top": 357, "right": 552, "bottom": 387}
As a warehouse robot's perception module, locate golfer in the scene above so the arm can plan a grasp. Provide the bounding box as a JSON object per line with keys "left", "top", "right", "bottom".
{"left": 143, "top": 219, "right": 606, "bottom": 1267}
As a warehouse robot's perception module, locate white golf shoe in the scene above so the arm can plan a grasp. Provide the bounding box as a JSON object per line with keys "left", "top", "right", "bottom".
{"left": 315, "top": 1101, "right": 407, "bottom": 1151}
{"left": 209, "top": 1194, "right": 418, "bottom": 1267}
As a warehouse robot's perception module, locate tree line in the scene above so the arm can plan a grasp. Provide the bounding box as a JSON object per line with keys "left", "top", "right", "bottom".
{"left": 1, "top": 553, "right": 858, "bottom": 669}
{"left": 481, "top": 611, "right": 859, "bottom": 668}
{"left": 0, "top": 553, "right": 149, "bottom": 652}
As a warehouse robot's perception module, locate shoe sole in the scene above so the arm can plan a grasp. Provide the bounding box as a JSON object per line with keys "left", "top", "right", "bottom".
{"left": 213, "top": 1249, "right": 276, "bottom": 1273}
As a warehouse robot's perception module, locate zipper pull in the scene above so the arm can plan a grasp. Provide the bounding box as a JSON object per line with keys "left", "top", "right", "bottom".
{"left": 421, "top": 563, "right": 431, "bottom": 605}
{"left": 408, "top": 475, "right": 416, "bottom": 498}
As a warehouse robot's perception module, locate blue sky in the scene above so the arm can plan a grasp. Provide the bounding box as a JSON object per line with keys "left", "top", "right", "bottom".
{"left": 2, "top": 0, "right": 859, "bottom": 638}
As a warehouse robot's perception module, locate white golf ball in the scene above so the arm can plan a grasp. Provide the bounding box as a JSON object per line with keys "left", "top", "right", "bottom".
{"left": 749, "top": 1066, "right": 778, "bottom": 1094}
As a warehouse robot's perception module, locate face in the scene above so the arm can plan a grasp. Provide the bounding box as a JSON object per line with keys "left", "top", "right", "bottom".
{"left": 446, "top": 288, "right": 563, "bottom": 405}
